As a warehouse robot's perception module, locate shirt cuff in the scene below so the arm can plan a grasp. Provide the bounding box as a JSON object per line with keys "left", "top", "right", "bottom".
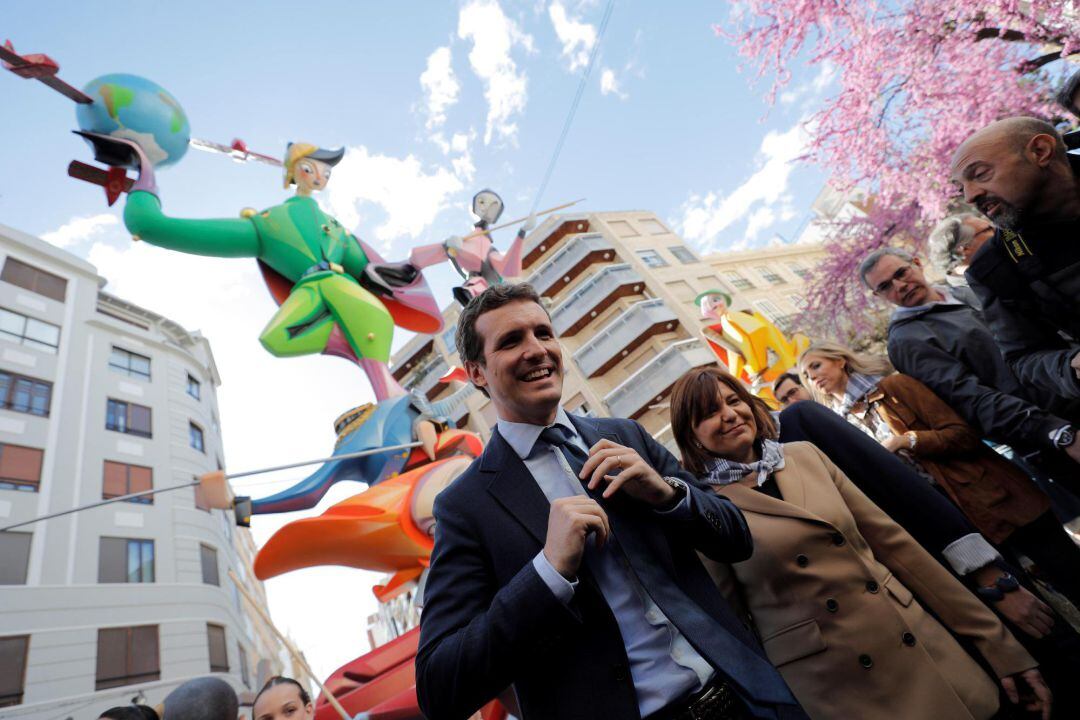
{"left": 942, "top": 533, "right": 1002, "bottom": 575}
{"left": 532, "top": 551, "right": 577, "bottom": 604}
{"left": 655, "top": 477, "right": 692, "bottom": 518}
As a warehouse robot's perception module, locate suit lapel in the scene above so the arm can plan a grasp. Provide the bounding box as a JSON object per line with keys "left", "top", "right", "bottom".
{"left": 483, "top": 428, "right": 550, "bottom": 546}
{"left": 718, "top": 466, "right": 829, "bottom": 527}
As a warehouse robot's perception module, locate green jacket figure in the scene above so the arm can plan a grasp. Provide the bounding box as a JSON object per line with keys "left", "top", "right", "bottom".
{"left": 112, "top": 139, "right": 442, "bottom": 401}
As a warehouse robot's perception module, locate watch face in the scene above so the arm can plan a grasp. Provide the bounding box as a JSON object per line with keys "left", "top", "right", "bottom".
{"left": 1059, "top": 428, "right": 1076, "bottom": 448}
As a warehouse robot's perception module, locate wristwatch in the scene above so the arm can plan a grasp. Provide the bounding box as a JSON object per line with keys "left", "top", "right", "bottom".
{"left": 905, "top": 431, "right": 917, "bottom": 450}
{"left": 660, "top": 476, "right": 688, "bottom": 509}
{"left": 1050, "top": 424, "right": 1076, "bottom": 450}
{"left": 975, "top": 572, "right": 1020, "bottom": 602}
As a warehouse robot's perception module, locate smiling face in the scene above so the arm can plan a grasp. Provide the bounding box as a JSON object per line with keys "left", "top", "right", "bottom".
{"left": 465, "top": 299, "right": 563, "bottom": 425}
{"left": 692, "top": 386, "right": 759, "bottom": 465}
{"left": 801, "top": 353, "right": 849, "bottom": 398}
{"left": 293, "top": 158, "right": 332, "bottom": 195}
{"left": 864, "top": 254, "right": 934, "bottom": 308}
{"left": 254, "top": 684, "right": 314, "bottom": 720}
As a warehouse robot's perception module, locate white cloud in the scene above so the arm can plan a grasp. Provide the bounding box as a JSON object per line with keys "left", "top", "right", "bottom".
{"left": 676, "top": 119, "right": 809, "bottom": 251}
{"left": 419, "top": 46, "right": 460, "bottom": 130}
{"left": 548, "top": 1, "right": 596, "bottom": 72}
{"left": 600, "top": 67, "right": 626, "bottom": 99}
{"left": 780, "top": 62, "right": 836, "bottom": 107}
{"left": 324, "top": 146, "right": 465, "bottom": 251}
{"left": 41, "top": 213, "right": 119, "bottom": 248}
{"left": 458, "top": 0, "right": 534, "bottom": 145}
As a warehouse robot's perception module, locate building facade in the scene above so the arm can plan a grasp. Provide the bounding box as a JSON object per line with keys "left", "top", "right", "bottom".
{"left": 390, "top": 210, "right": 825, "bottom": 454}
{"left": 0, "top": 224, "right": 297, "bottom": 717}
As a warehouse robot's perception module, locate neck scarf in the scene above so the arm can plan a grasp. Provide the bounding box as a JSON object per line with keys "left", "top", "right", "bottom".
{"left": 702, "top": 439, "right": 786, "bottom": 487}
{"left": 838, "top": 372, "right": 883, "bottom": 416}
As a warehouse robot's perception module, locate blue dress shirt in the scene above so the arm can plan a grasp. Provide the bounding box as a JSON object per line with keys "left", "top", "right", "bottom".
{"left": 498, "top": 407, "right": 713, "bottom": 717}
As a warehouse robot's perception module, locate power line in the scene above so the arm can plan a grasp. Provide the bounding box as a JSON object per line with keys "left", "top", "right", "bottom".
{"left": 530, "top": 0, "right": 616, "bottom": 215}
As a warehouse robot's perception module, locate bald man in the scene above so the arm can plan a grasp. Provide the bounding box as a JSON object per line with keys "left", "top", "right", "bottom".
{"left": 950, "top": 118, "right": 1080, "bottom": 459}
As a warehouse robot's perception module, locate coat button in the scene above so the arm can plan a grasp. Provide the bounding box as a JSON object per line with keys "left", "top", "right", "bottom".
{"left": 831, "top": 532, "right": 846, "bottom": 546}
{"left": 826, "top": 598, "right": 839, "bottom": 613}
{"left": 612, "top": 663, "right": 629, "bottom": 682}
{"left": 866, "top": 580, "right": 879, "bottom": 593}
{"left": 796, "top": 554, "right": 809, "bottom": 567}
{"left": 902, "top": 632, "right": 916, "bottom": 646}
{"left": 859, "top": 654, "right": 873, "bottom": 669}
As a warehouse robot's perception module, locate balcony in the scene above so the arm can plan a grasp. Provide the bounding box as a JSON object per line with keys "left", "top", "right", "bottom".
{"left": 550, "top": 264, "right": 644, "bottom": 337}
{"left": 572, "top": 299, "right": 678, "bottom": 378}
{"left": 527, "top": 233, "right": 616, "bottom": 297}
{"left": 392, "top": 339, "right": 434, "bottom": 381}
{"left": 604, "top": 339, "right": 716, "bottom": 419}
{"left": 522, "top": 217, "right": 591, "bottom": 271}
{"left": 404, "top": 353, "right": 450, "bottom": 400}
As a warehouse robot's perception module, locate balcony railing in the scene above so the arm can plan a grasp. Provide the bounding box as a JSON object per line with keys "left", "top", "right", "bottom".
{"left": 550, "top": 264, "right": 644, "bottom": 337}
{"left": 527, "top": 233, "right": 616, "bottom": 297}
{"left": 604, "top": 339, "right": 716, "bottom": 419}
{"left": 572, "top": 299, "right": 678, "bottom": 378}
{"left": 404, "top": 354, "right": 449, "bottom": 399}
{"left": 521, "top": 217, "right": 591, "bottom": 270}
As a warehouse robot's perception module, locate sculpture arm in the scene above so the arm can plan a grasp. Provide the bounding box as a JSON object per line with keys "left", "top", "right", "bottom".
{"left": 488, "top": 231, "right": 525, "bottom": 279}
{"left": 123, "top": 191, "right": 260, "bottom": 258}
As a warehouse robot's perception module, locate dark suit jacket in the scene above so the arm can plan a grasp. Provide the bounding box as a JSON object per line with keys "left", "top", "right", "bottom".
{"left": 777, "top": 401, "right": 984, "bottom": 565}
{"left": 416, "top": 414, "right": 803, "bottom": 720}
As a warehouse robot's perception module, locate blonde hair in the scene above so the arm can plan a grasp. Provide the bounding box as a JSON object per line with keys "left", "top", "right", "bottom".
{"left": 797, "top": 340, "right": 893, "bottom": 404}
{"left": 283, "top": 142, "right": 319, "bottom": 188}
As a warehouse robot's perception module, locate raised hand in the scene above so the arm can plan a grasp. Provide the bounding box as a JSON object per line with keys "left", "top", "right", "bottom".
{"left": 543, "top": 496, "right": 610, "bottom": 579}
{"left": 579, "top": 438, "right": 676, "bottom": 507}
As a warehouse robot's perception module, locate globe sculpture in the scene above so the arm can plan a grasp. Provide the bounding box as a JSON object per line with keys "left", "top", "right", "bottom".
{"left": 75, "top": 73, "right": 190, "bottom": 167}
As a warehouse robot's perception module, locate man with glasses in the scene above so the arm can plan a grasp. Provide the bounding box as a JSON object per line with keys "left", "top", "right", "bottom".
{"left": 858, "top": 247, "right": 1080, "bottom": 495}
{"left": 772, "top": 372, "right": 811, "bottom": 407}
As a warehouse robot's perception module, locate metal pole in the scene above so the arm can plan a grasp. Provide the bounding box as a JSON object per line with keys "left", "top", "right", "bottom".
{"left": 227, "top": 441, "right": 423, "bottom": 480}
{"left": 0, "top": 480, "right": 199, "bottom": 532}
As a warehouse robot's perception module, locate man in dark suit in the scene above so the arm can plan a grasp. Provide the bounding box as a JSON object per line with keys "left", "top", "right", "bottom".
{"left": 416, "top": 283, "right": 805, "bottom": 720}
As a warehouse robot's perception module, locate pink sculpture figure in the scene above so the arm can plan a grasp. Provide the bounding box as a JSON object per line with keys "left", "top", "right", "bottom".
{"left": 410, "top": 189, "right": 535, "bottom": 305}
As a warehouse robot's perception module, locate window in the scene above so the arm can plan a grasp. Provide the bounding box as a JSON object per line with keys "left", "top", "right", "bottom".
{"left": 636, "top": 249, "right": 668, "bottom": 268}
{"left": 186, "top": 374, "right": 201, "bottom": 400}
{"left": 0, "top": 308, "right": 60, "bottom": 353}
{"left": 441, "top": 326, "right": 457, "bottom": 355}
{"left": 755, "top": 265, "right": 785, "bottom": 285}
{"left": 0, "top": 635, "right": 29, "bottom": 707}
{"left": 95, "top": 625, "right": 160, "bottom": 690}
{"left": 669, "top": 245, "right": 698, "bottom": 264}
{"left": 99, "top": 537, "right": 155, "bottom": 583}
{"left": 207, "top": 624, "right": 229, "bottom": 673}
{"left": 754, "top": 299, "right": 786, "bottom": 323}
{"left": 106, "top": 399, "right": 152, "bottom": 438}
{"left": 200, "top": 544, "right": 220, "bottom": 585}
{"left": 1, "top": 257, "right": 67, "bottom": 302}
{"left": 109, "top": 347, "right": 151, "bottom": 381}
{"left": 787, "top": 293, "right": 806, "bottom": 310}
{"left": 103, "top": 461, "right": 153, "bottom": 504}
{"left": 0, "top": 443, "right": 44, "bottom": 492}
{"left": 189, "top": 422, "right": 205, "bottom": 453}
{"left": 786, "top": 261, "right": 811, "bottom": 280}
{"left": 723, "top": 271, "right": 754, "bottom": 290}
{"left": 0, "top": 371, "right": 51, "bottom": 417}
{"left": 238, "top": 643, "right": 251, "bottom": 687}
{"left": 0, "top": 533, "right": 31, "bottom": 585}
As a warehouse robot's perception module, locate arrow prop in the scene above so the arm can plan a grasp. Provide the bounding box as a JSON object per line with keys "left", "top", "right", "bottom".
{"left": 462, "top": 198, "right": 585, "bottom": 240}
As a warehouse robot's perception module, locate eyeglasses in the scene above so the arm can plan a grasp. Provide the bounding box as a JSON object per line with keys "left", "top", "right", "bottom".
{"left": 872, "top": 264, "right": 913, "bottom": 295}
{"left": 778, "top": 386, "right": 801, "bottom": 404}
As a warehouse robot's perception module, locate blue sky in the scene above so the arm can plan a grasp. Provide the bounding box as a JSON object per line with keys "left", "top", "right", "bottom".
{"left": 2, "top": 0, "right": 828, "bottom": 682}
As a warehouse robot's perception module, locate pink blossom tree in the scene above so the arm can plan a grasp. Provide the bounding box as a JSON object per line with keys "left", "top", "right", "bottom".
{"left": 720, "top": 1, "right": 1080, "bottom": 339}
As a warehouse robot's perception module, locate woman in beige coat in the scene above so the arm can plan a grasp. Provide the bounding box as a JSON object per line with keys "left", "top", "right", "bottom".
{"left": 669, "top": 366, "right": 1050, "bottom": 720}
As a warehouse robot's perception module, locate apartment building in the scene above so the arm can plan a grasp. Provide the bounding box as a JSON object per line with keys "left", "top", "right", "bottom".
{"left": 390, "top": 210, "right": 825, "bottom": 452}
{"left": 0, "top": 223, "right": 296, "bottom": 717}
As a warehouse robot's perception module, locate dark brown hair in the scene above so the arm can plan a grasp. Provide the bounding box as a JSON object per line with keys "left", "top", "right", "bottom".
{"left": 455, "top": 282, "right": 548, "bottom": 366}
{"left": 670, "top": 367, "right": 777, "bottom": 476}
{"left": 253, "top": 676, "right": 311, "bottom": 711}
